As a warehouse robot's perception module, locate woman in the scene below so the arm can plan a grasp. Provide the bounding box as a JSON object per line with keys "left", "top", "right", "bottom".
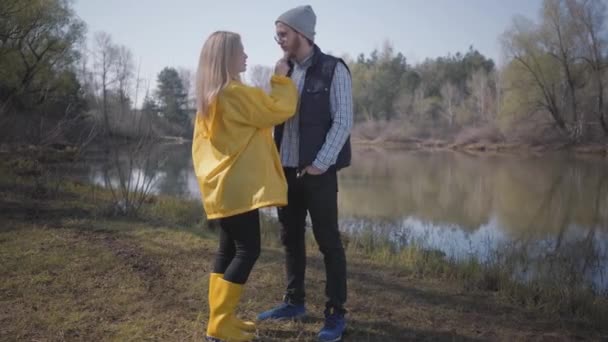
{"left": 192, "top": 31, "right": 297, "bottom": 342}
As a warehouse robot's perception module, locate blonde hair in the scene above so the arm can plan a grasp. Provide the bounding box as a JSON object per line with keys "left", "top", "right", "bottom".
{"left": 196, "top": 31, "right": 243, "bottom": 116}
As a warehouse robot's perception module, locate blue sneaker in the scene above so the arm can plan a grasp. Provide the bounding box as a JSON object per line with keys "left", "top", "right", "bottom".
{"left": 318, "top": 309, "right": 346, "bottom": 342}
{"left": 257, "top": 302, "right": 306, "bottom": 321}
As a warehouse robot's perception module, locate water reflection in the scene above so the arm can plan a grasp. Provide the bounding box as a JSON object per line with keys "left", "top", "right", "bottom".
{"left": 72, "top": 142, "right": 202, "bottom": 200}
{"left": 337, "top": 148, "right": 608, "bottom": 291}
{"left": 338, "top": 148, "right": 608, "bottom": 237}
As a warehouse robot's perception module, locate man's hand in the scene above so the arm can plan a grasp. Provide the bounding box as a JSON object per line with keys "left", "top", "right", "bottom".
{"left": 305, "top": 165, "right": 324, "bottom": 175}
{"left": 297, "top": 165, "right": 324, "bottom": 178}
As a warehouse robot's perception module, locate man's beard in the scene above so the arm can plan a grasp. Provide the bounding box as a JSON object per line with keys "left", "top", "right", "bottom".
{"left": 287, "top": 37, "right": 301, "bottom": 59}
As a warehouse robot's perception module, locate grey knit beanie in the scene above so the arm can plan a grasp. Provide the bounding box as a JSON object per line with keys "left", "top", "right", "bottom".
{"left": 276, "top": 5, "right": 316, "bottom": 42}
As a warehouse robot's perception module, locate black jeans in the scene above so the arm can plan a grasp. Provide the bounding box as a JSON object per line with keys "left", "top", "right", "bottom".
{"left": 213, "top": 209, "right": 261, "bottom": 284}
{"left": 278, "top": 167, "right": 347, "bottom": 313}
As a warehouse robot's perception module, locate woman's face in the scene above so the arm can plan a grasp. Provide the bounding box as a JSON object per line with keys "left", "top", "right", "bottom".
{"left": 231, "top": 42, "right": 248, "bottom": 76}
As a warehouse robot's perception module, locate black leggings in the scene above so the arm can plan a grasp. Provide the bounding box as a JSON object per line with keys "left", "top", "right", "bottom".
{"left": 213, "top": 209, "right": 261, "bottom": 284}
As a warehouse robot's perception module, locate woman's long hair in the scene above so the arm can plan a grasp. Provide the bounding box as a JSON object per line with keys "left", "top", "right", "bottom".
{"left": 195, "top": 31, "right": 242, "bottom": 116}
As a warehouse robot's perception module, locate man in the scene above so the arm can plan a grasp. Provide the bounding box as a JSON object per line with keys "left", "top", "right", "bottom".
{"left": 257, "top": 5, "right": 353, "bottom": 342}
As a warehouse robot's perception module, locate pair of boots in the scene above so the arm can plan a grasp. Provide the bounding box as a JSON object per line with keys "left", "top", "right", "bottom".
{"left": 206, "top": 273, "right": 256, "bottom": 342}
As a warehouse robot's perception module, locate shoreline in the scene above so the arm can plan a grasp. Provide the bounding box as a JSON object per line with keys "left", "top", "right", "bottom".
{"left": 352, "top": 137, "right": 608, "bottom": 156}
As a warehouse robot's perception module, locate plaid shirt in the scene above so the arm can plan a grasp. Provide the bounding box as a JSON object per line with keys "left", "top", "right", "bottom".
{"left": 279, "top": 53, "right": 353, "bottom": 172}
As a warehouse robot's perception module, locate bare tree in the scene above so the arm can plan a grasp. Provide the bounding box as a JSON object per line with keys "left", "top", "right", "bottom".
{"left": 501, "top": 0, "right": 608, "bottom": 141}
{"left": 542, "top": 0, "right": 584, "bottom": 139}
{"left": 101, "top": 60, "right": 161, "bottom": 217}
{"left": 177, "top": 67, "right": 196, "bottom": 110}
{"left": 502, "top": 15, "right": 570, "bottom": 135}
{"left": 440, "top": 82, "right": 461, "bottom": 126}
{"left": 103, "top": 135, "right": 160, "bottom": 217}
{"left": 566, "top": 0, "right": 608, "bottom": 135}
{"left": 76, "top": 40, "right": 95, "bottom": 100}
{"left": 248, "top": 65, "right": 273, "bottom": 93}
{"left": 93, "top": 31, "right": 118, "bottom": 134}
{"left": 1, "top": 0, "right": 85, "bottom": 113}
{"left": 0, "top": 0, "right": 29, "bottom": 55}
{"left": 114, "top": 45, "right": 134, "bottom": 116}
{"left": 468, "top": 69, "right": 492, "bottom": 123}
{"left": 394, "top": 89, "right": 415, "bottom": 119}
{"left": 493, "top": 70, "right": 504, "bottom": 120}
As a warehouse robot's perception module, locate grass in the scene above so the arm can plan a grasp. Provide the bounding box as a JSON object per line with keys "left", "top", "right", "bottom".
{"left": 1, "top": 154, "right": 608, "bottom": 341}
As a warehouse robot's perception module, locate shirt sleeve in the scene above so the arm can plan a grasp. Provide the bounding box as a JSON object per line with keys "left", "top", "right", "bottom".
{"left": 224, "top": 75, "right": 298, "bottom": 128}
{"left": 312, "top": 62, "right": 353, "bottom": 171}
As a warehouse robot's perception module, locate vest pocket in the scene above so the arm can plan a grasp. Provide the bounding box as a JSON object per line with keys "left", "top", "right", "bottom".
{"left": 300, "top": 84, "right": 331, "bottom": 126}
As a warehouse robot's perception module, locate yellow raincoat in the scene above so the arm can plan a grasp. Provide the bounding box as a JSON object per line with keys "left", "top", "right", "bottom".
{"left": 192, "top": 75, "right": 297, "bottom": 219}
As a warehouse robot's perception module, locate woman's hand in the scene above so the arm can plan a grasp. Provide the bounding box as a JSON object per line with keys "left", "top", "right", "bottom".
{"left": 274, "top": 54, "right": 290, "bottom": 76}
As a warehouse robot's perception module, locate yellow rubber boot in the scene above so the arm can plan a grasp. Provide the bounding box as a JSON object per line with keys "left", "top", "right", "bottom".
{"left": 209, "top": 273, "right": 256, "bottom": 332}
{"left": 206, "top": 276, "right": 255, "bottom": 342}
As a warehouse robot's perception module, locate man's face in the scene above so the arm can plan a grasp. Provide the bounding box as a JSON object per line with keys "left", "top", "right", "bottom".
{"left": 275, "top": 22, "right": 301, "bottom": 58}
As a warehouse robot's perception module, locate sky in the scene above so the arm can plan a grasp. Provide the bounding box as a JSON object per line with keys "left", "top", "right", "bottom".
{"left": 73, "top": 0, "right": 543, "bottom": 89}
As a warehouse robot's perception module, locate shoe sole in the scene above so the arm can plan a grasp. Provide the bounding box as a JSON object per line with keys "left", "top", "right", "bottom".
{"left": 258, "top": 312, "right": 307, "bottom": 322}
{"left": 206, "top": 336, "right": 254, "bottom": 342}
{"left": 317, "top": 334, "right": 342, "bottom": 342}
{"left": 318, "top": 326, "right": 346, "bottom": 342}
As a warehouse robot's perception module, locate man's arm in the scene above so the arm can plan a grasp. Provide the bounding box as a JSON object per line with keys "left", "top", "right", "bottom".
{"left": 309, "top": 62, "right": 353, "bottom": 173}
